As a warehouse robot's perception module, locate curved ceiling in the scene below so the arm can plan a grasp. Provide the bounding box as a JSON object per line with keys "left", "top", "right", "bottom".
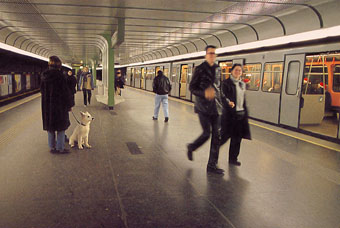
{"left": 0, "top": 0, "right": 339, "bottom": 66}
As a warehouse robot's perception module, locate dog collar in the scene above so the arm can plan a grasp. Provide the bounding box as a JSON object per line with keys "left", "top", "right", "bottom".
{"left": 80, "top": 122, "right": 86, "bottom": 126}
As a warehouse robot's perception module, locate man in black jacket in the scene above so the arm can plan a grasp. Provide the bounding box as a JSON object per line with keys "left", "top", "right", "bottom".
{"left": 152, "top": 70, "right": 172, "bottom": 122}
{"left": 187, "top": 45, "right": 224, "bottom": 174}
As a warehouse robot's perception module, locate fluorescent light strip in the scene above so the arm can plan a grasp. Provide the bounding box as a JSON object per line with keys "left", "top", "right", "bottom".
{"left": 0, "top": 42, "right": 72, "bottom": 69}
{"left": 116, "top": 25, "right": 340, "bottom": 68}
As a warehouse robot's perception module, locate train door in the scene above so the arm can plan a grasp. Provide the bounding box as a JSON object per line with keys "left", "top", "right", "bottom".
{"left": 300, "top": 56, "right": 326, "bottom": 125}
{"left": 185, "top": 64, "right": 194, "bottom": 100}
{"left": 179, "top": 64, "right": 188, "bottom": 99}
{"left": 280, "top": 54, "right": 305, "bottom": 128}
{"left": 141, "top": 67, "right": 146, "bottom": 89}
{"left": 172, "top": 65, "right": 180, "bottom": 97}
{"left": 130, "top": 68, "right": 136, "bottom": 87}
{"left": 298, "top": 54, "right": 340, "bottom": 138}
{"left": 169, "top": 65, "right": 176, "bottom": 97}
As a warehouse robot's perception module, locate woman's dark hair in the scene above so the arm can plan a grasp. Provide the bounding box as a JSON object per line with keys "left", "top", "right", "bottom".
{"left": 157, "top": 70, "right": 163, "bottom": 76}
{"left": 230, "top": 63, "right": 243, "bottom": 72}
{"left": 48, "top": 56, "right": 62, "bottom": 69}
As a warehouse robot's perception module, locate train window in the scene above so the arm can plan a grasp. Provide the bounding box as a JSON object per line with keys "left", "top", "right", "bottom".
{"left": 180, "top": 65, "right": 188, "bottom": 83}
{"left": 303, "top": 65, "right": 326, "bottom": 95}
{"left": 262, "top": 62, "right": 283, "bottom": 93}
{"left": 243, "top": 63, "right": 261, "bottom": 91}
{"left": 334, "top": 65, "right": 340, "bottom": 92}
{"left": 171, "top": 66, "right": 178, "bottom": 83}
{"left": 164, "top": 68, "right": 169, "bottom": 77}
{"left": 146, "top": 68, "right": 154, "bottom": 80}
{"left": 286, "top": 61, "right": 300, "bottom": 95}
{"left": 219, "top": 62, "right": 232, "bottom": 80}
{"left": 155, "top": 66, "right": 161, "bottom": 75}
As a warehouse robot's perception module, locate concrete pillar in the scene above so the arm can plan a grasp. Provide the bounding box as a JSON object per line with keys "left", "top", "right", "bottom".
{"left": 102, "top": 34, "right": 115, "bottom": 109}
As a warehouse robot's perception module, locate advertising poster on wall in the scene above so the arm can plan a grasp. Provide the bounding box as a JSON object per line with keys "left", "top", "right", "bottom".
{"left": 0, "top": 75, "right": 9, "bottom": 96}
{"left": 14, "top": 74, "right": 21, "bottom": 92}
{"left": 8, "top": 75, "right": 12, "bottom": 95}
{"left": 26, "top": 73, "right": 31, "bottom": 90}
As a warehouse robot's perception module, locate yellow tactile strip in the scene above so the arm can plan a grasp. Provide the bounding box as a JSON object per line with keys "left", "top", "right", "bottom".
{"left": 0, "top": 93, "right": 41, "bottom": 114}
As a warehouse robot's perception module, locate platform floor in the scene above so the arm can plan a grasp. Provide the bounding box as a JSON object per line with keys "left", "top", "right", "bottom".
{"left": 0, "top": 87, "right": 340, "bottom": 228}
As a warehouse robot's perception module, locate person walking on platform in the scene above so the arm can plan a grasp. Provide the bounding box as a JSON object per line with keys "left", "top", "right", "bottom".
{"left": 187, "top": 45, "right": 224, "bottom": 174}
{"left": 220, "top": 64, "right": 251, "bottom": 166}
{"left": 40, "top": 56, "right": 73, "bottom": 154}
{"left": 79, "top": 67, "right": 94, "bottom": 107}
{"left": 152, "top": 70, "right": 171, "bottom": 122}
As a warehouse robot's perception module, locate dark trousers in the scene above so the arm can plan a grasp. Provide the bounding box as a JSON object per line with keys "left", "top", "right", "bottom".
{"left": 189, "top": 113, "right": 220, "bottom": 167}
{"left": 220, "top": 124, "right": 242, "bottom": 162}
{"left": 83, "top": 89, "right": 92, "bottom": 105}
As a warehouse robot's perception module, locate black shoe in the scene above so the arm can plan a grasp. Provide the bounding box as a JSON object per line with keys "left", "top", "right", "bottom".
{"left": 56, "top": 149, "right": 70, "bottom": 154}
{"left": 207, "top": 166, "right": 225, "bottom": 174}
{"left": 152, "top": 117, "right": 158, "bottom": 120}
{"left": 229, "top": 160, "right": 241, "bottom": 166}
{"left": 50, "top": 148, "right": 57, "bottom": 153}
{"left": 164, "top": 117, "right": 169, "bottom": 122}
{"left": 187, "top": 145, "right": 193, "bottom": 161}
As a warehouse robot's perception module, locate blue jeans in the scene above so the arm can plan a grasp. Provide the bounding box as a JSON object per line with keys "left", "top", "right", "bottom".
{"left": 154, "top": 94, "right": 169, "bottom": 118}
{"left": 48, "top": 131, "right": 65, "bottom": 151}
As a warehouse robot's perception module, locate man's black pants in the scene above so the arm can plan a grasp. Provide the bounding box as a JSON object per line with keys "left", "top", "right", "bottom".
{"left": 189, "top": 113, "right": 220, "bottom": 167}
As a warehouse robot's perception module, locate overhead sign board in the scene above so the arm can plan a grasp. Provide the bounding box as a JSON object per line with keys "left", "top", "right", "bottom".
{"left": 111, "top": 18, "right": 125, "bottom": 48}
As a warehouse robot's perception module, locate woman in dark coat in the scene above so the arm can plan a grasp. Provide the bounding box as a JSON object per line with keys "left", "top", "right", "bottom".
{"left": 67, "top": 70, "right": 77, "bottom": 107}
{"left": 41, "top": 56, "right": 73, "bottom": 154}
{"left": 220, "top": 64, "right": 251, "bottom": 166}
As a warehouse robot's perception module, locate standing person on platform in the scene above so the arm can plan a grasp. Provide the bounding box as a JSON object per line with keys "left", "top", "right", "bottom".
{"left": 115, "top": 70, "right": 125, "bottom": 96}
{"left": 187, "top": 45, "right": 224, "bottom": 174}
{"left": 76, "top": 68, "right": 82, "bottom": 91}
{"left": 67, "top": 70, "right": 77, "bottom": 107}
{"left": 220, "top": 64, "right": 251, "bottom": 166}
{"left": 152, "top": 70, "right": 171, "bottom": 122}
{"left": 40, "top": 56, "right": 73, "bottom": 154}
{"left": 79, "top": 67, "right": 94, "bottom": 107}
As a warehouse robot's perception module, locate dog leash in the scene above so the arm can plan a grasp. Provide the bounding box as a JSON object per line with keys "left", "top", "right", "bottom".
{"left": 71, "top": 111, "right": 86, "bottom": 126}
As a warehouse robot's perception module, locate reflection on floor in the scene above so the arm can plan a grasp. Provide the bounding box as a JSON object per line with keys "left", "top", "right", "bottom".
{"left": 300, "top": 116, "right": 339, "bottom": 138}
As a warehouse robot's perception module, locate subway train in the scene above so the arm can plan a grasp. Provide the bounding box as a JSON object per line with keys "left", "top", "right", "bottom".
{"left": 118, "top": 39, "right": 340, "bottom": 142}
{"left": 0, "top": 49, "right": 70, "bottom": 106}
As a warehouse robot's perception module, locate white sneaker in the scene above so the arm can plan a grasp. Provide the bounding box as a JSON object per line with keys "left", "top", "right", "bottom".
{"left": 84, "top": 105, "right": 87, "bottom": 107}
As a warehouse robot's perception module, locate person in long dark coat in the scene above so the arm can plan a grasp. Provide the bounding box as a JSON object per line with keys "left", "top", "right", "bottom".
{"left": 67, "top": 70, "right": 77, "bottom": 107}
{"left": 41, "top": 56, "right": 73, "bottom": 154}
{"left": 220, "top": 64, "right": 251, "bottom": 166}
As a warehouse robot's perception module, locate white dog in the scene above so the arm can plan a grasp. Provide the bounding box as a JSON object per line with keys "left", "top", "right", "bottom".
{"left": 69, "top": 111, "right": 94, "bottom": 149}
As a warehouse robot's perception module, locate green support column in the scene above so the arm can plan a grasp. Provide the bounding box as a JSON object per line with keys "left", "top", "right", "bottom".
{"left": 92, "top": 62, "right": 97, "bottom": 87}
{"left": 102, "top": 34, "right": 115, "bottom": 109}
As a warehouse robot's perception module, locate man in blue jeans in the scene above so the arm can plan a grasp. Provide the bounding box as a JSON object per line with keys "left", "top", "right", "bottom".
{"left": 152, "top": 70, "right": 171, "bottom": 122}
{"left": 41, "top": 56, "right": 73, "bottom": 154}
